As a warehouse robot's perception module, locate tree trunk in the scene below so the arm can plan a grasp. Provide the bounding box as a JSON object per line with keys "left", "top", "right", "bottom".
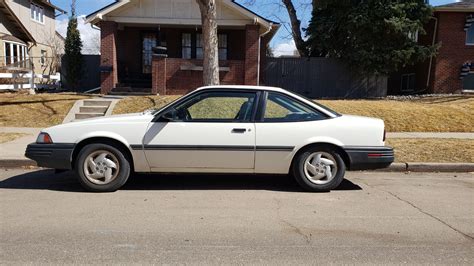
{"left": 196, "top": 0, "right": 220, "bottom": 86}
{"left": 281, "top": 0, "right": 308, "bottom": 57}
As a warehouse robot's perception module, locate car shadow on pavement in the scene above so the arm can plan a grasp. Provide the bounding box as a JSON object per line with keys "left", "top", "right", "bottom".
{"left": 0, "top": 169, "right": 362, "bottom": 193}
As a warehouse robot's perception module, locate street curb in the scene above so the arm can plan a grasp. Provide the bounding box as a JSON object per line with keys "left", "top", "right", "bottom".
{"left": 0, "top": 160, "right": 473, "bottom": 172}
{"left": 377, "top": 162, "right": 474, "bottom": 172}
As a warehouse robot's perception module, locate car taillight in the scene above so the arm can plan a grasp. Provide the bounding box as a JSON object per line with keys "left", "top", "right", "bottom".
{"left": 383, "top": 129, "right": 386, "bottom": 142}
{"left": 36, "top": 132, "right": 53, "bottom": 144}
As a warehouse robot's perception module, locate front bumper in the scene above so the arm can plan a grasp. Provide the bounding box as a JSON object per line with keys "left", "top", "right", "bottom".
{"left": 25, "top": 143, "right": 75, "bottom": 169}
{"left": 344, "top": 146, "right": 394, "bottom": 170}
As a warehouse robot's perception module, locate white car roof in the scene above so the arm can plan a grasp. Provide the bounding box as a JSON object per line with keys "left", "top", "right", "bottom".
{"left": 196, "top": 85, "right": 288, "bottom": 93}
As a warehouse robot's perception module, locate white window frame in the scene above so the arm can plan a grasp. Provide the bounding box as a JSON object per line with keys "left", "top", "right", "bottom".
{"left": 30, "top": 2, "right": 45, "bottom": 24}
{"left": 3, "top": 41, "right": 28, "bottom": 65}
{"left": 466, "top": 24, "right": 474, "bottom": 46}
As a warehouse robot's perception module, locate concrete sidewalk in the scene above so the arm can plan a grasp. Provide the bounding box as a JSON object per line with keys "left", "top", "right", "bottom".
{"left": 0, "top": 127, "right": 41, "bottom": 160}
{"left": 387, "top": 132, "right": 474, "bottom": 139}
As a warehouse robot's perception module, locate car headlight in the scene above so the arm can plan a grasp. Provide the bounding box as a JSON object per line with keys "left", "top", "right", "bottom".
{"left": 36, "top": 132, "right": 53, "bottom": 144}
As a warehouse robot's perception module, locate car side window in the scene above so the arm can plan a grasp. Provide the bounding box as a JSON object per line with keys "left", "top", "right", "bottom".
{"left": 263, "top": 92, "right": 327, "bottom": 122}
{"left": 173, "top": 91, "right": 257, "bottom": 122}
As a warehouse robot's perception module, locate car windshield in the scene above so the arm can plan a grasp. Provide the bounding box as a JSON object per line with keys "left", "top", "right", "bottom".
{"left": 291, "top": 92, "right": 341, "bottom": 117}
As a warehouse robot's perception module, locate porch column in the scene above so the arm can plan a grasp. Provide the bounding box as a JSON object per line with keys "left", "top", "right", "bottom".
{"left": 244, "top": 24, "right": 260, "bottom": 85}
{"left": 100, "top": 21, "right": 118, "bottom": 94}
{"left": 152, "top": 55, "right": 167, "bottom": 95}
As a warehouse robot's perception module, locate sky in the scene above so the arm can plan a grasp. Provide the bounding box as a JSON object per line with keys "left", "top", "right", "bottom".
{"left": 53, "top": 0, "right": 459, "bottom": 56}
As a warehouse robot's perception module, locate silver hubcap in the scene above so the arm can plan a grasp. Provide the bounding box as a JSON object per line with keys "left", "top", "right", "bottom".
{"left": 83, "top": 150, "right": 120, "bottom": 185}
{"left": 303, "top": 152, "right": 337, "bottom": 185}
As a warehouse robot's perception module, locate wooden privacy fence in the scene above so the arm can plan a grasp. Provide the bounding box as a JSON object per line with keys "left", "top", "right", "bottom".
{"left": 264, "top": 57, "right": 387, "bottom": 99}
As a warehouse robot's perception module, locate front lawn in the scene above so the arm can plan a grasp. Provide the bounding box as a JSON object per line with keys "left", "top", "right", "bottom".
{"left": 387, "top": 138, "right": 474, "bottom": 163}
{"left": 0, "top": 93, "right": 91, "bottom": 128}
{"left": 113, "top": 95, "right": 474, "bottom": 132}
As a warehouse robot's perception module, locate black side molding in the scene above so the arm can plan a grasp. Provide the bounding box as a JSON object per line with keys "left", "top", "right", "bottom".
{"left": 130, "top": 145, "right": 294, "bottom": 152}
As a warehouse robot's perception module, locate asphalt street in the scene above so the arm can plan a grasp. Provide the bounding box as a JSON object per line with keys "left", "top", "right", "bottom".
{"left": 0, "top": 169, "right": 473, "bottom": 264}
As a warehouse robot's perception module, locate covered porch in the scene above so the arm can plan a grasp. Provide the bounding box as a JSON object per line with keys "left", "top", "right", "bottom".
{"left": 99, "top": 22, "right": 268, "bottom": 95}
{"left": 85, "top": 0, "right": 278, "bottom": 95}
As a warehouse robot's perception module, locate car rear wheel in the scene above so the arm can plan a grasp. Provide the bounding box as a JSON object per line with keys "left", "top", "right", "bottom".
{"left": 293, "top": 146, "right": 345, "bottom": 192}
{"left": 76, "top": 143, "right": 130, "bottom": 192}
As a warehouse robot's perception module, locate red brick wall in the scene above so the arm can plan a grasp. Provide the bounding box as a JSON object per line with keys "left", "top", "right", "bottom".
{"left": 152, "top": 58, "right": 245, "bottom": 95}
{"left": 100, "top": 21, "right": 118, "bottom": 94}
{"left": 107, "top": 24, "right": 260, "bottom": 94}
{"left": 244, "top": 24, "right": 260, "bottom": 85}
{"left": 432, "top": 12, "right": 474, "bottom": 93}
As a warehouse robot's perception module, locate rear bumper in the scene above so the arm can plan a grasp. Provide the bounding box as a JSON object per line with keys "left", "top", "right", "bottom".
{"left": 25, "top": 143, "right": 75, "bottom": 170}
{"left": 344, "top": 146, "right": 394, "bottom": 170}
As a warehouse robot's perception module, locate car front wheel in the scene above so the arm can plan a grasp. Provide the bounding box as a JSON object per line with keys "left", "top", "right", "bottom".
{"left": 293, "top": 146, "right": 345, "bottom": 192}
{"left": 76, "top": 143, "right": 130, "bottom": 192}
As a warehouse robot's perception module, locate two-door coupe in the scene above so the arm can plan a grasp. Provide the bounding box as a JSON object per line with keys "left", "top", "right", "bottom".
{"left": 26, "top": 86, "right": 394, "bottom": 192}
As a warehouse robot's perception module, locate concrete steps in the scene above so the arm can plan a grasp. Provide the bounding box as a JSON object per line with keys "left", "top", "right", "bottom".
{"left": 74, "top": 99, "right": 112, "bottom": 121}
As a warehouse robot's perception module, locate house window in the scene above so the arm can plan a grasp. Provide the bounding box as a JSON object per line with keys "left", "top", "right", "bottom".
{"left": 467, "top": 23, "right": 474, "bottom": 45}
{"left": 196, "top": 34, "right": 203, "bottom": 60}
{"left": 40, "top": 50, "right": 47, "bottom": 66}
{"left": 400, "top": 73, "right": 416, "bottom": 92}
{"left": 4, "top": 42, "right": 11, "bottom": 64}
{"left": 30, "top": 3, "right": 44, "bottom": 23}
{"left": 3, "top": 41, "right": 28, "bottom": 65}
{"left": 182, "top": 33, "right": 192, "bottom": 59}
{"left": 463, "top": 74, "right": 474, "bottom": 90}
{"left": 182, "top": 33, "right": 228, "bottom": 60}
{"left": 218, "top": 34, "right": 228, "bottom": 60}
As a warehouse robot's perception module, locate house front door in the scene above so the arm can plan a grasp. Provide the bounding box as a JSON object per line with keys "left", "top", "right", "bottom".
{"left": 142, "top": 33, "right": 157, "bottom": 74}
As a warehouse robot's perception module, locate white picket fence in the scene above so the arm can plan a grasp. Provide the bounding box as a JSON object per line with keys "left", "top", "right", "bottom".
{"left": 0, "top": 72, "right": 61, "bottom": 90}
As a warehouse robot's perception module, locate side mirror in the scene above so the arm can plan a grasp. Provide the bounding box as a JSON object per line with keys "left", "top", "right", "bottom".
{"left": 160, "top": 109, "right": 177, "bottom": 122}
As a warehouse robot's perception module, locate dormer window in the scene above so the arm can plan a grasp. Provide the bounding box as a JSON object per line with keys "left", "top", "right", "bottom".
{"left": 30, "top": 3, "right": 44, "bottom": 24}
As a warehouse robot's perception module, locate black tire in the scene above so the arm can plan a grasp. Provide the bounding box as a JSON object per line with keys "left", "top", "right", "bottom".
{"left": 292, "top": 146, "right": 346, "bottom": 192}
{"left": 75, "top": 143, "right": 130, "bottom": 192}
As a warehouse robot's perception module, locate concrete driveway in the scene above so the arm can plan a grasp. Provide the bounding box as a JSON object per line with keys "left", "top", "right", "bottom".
{"left": 0, "top": 170, "right": 473, "bottom": 264}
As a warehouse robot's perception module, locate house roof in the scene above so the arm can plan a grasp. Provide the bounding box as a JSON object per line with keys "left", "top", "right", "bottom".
{"left": 435, "top": 0, "right": 474, "bottom": 12}
{"left": 38, "top": 0, "right": 67, "bottom": 14}
{"left": 85, "top": 0, "right": 279, "bottom": 29}
{"left": 0, "top": 0, "right": 35, "bottom": 43}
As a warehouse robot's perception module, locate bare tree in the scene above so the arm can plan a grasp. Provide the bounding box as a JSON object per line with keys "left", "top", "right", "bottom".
{"left": 243, "top": 0, "right": 312, "bottom": 57}
{"left": 43, "top": 31, "right": 64, "bottom": 77}
{"left": 195, "top": 0, "right": 220, "bottom": 85}
{"left": 281, "top": 0, "right": 308, "bottom": 57}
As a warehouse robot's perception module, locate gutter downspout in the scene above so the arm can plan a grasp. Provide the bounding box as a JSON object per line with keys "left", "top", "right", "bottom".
{"left": 426, "top": 16, "right": 438, "bottom": 90}
{"left": 257, "top": 21, "right": 273, "bottom": 86}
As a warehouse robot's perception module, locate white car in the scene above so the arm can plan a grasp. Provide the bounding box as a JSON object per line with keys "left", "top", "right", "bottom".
{"left": 26, "top": 86, "right": 394, "bottom": 192}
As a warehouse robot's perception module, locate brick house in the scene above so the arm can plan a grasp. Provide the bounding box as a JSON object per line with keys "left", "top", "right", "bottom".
{"left": 388, "top": 1, "right": 474, "bottom": 94}
{"left": 85, "top": 0, "right": 279, "bottom": 95}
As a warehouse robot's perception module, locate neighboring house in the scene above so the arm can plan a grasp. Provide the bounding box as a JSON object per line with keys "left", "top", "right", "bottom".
{"left": 0, "top": 0, "right": 65, "bottom": 89}
{"left": 389, "top": 1, "right": 474, "bottom": 94}
{"left": 85, "top": 0, "right": 279, "bottom": 95}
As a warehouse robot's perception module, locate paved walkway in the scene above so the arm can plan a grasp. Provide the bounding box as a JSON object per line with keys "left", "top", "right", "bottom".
{"left": 1, "top": 127, "right": 473, "bottom": 160}
{"left": 387, "top": 132, "right": 474, "bottom": 139}
{"left": 0, "top": 128, "right": 41, "bottom": 160}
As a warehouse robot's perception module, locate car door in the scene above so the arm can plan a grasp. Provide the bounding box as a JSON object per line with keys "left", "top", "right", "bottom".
{"left": 143, "top": 90, "right": 258, "bottom": 172}
{"left": 255, "top": 91, "right": 331, "bottom": 174}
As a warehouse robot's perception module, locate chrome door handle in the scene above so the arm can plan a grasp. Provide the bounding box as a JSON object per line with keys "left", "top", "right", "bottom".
{"left": 232, "top": 128, "right": 247, "bottom": 133}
